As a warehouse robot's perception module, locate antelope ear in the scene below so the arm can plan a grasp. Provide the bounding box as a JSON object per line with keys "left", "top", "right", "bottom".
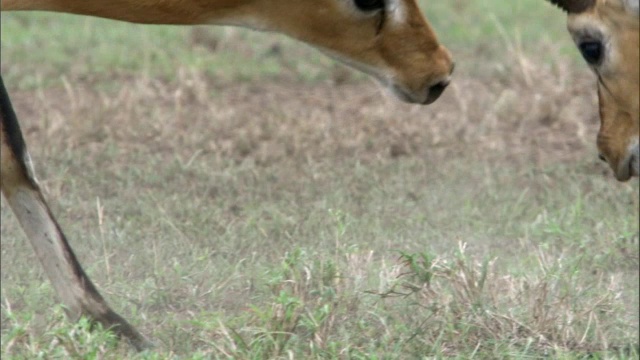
{"left": 547, "top": 0, "right": 595, "bottom": 13}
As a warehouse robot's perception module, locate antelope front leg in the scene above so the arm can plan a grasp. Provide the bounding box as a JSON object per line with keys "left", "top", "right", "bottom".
{"left": 0, "top": 76, "right": 152, "bottom": 351}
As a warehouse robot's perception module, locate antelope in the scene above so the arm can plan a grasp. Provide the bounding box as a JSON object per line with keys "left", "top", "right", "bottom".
{"left": 547, "top": 0, "right": 639, "bottom": 181}
{"left": 0, "top": 0, "right": 454, "bottom": 350}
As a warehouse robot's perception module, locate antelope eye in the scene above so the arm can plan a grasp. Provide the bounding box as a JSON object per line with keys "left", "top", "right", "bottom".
{"left": 578, "top": 41, "right": 603, "bottom": 65}
{"left": 354, "top": 0, "right": 385, "bottom": 11}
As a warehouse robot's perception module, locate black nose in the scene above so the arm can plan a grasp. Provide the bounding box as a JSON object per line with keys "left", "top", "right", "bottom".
{"left": 424, "top": 80, "right": 450, "bottom": 105}
{"left": 598, "top": 153, "right": 607, "bottom": 162}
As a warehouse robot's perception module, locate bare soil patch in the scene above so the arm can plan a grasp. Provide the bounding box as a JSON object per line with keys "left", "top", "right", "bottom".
{"left": 8, "top": 62, "right": 604, "bottom": 176}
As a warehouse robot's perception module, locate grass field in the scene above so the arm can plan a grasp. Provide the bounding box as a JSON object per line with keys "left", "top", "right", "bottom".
{"left": 1, "top": 1, "right": 639, "bottom": 358}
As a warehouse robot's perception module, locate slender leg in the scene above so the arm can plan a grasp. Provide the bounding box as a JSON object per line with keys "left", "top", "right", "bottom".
{"left": 0, "top": 75, "right": 152, "bottom": 351}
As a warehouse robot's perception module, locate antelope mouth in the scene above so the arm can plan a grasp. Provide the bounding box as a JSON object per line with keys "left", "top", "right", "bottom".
{"left": 391, "top": 80, "right": 450, "bottom": 105}
{"left": 614, "top": 141, "right": 640, "bottom": 182}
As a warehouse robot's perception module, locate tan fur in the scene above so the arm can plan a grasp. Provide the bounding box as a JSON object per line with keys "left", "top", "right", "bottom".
{"left": 565, "top": 0, "right": 639, "bottom": 181}
{"left": 2, "top": 0, "right": 454, "bottom": 104}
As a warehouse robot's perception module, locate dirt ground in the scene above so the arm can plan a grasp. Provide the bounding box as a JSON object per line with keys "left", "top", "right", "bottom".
{"left": 6, "top": 60, "right": 607, "bottom": 181}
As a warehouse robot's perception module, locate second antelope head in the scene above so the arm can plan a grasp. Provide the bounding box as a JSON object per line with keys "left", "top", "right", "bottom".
{"left": 549, "top": 0, "right": 639, "bottom": 181}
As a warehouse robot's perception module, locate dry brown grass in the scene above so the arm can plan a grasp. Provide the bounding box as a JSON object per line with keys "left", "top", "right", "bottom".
{"left": 373, "top": 243, "right": 636, "bottom": 356}
{"left": 8, "top": 52, "right": 603, "bottom": 175}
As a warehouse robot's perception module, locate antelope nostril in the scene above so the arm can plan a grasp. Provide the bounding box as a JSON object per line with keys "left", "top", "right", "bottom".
{"left": 449, "top": 62, "right": 455, "bottom": 75}
{"left": 429, "top": 80, "right": 449, "bottom": 99}
{"left": 598, "top": 153, "right": 606, "bottom": 162}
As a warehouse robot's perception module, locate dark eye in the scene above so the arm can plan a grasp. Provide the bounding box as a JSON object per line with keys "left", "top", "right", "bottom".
{"left": 354, "top": 0, "right": 384, "bottom": 11}
{"left": 578, "top": 41, "right": 603, "bottom": 65}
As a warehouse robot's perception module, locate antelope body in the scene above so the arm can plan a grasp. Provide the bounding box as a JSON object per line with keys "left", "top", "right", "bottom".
{"left": 0, "top": 0, "right": 453, "bottom": 350}
{"left": 548, "top": 0, "right": 639, "bottom": 181}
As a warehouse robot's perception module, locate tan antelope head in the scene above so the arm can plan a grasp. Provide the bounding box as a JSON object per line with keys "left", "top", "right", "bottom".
{"left": 4, "top": 0, "right": 454, "bottom": 105}
{"left": 548, "top": 0, "right": 639, "bottom": 181}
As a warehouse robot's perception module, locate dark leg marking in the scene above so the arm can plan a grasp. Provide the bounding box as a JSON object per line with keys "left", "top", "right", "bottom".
{"left": 0, "top": 75, "right": 152, "bottom": 351}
